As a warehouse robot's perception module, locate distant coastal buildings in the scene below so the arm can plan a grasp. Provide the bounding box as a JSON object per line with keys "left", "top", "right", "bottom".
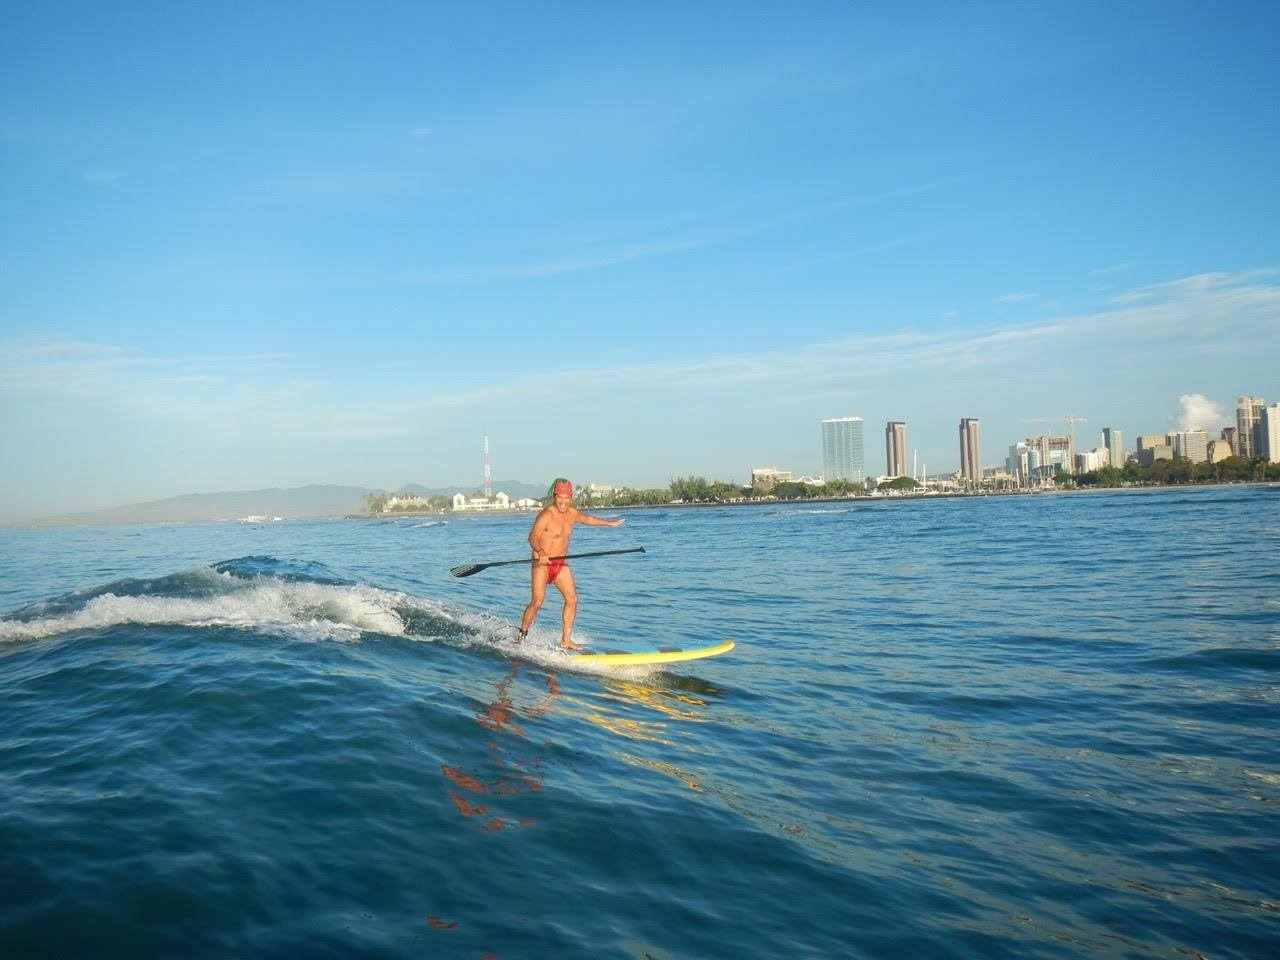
{"left": 958, "top": 418, "right": 981, "bottom": 486}
{"left": 821, "top": 417, "right": 865, "bottom": 482}
{"left": 1102, "top": 427, "right": 1123, "bottom": 468}
{"left": 384, "top": 494, "right": 430, "bottom": 511}
{"left": 1262, "top": 403, "right": 1280, "bottom": 461}
{"left": 1236, "top": 396, "right": 1264, "bottom": 458}
{"left": 452, "top": 491, "right": 510, "bottom": 511}
{"left": 885, "top": 421, "right": 908, "bottom": 478}
{"left": 384, "top": 391, "right": 1280, "bottom": 517}
{"left": 751, "top": 466, "right": 792, "bottom": 488}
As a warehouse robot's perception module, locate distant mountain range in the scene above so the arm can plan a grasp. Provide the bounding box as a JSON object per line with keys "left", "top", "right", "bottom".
{"left": 27, "top": 481, "right": 550, "bottom": 526}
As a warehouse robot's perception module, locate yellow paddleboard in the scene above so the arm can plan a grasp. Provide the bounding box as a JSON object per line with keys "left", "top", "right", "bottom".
{"left": 569, "top": 640, "right": 735, "bottom": 666}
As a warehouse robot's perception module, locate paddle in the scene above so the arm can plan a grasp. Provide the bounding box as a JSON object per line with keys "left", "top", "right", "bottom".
{"left": 450, "top": 546, "right": 645, "bottom": 579}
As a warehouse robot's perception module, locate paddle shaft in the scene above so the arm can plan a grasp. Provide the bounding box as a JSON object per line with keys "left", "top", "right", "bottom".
{"left": 451, "top": 546, "right": 645, "bottom": 578}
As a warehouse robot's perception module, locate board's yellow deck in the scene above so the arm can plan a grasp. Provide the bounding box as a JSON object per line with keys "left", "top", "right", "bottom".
{"left": 569, "top": 639, "right": 735, "bottom": 666}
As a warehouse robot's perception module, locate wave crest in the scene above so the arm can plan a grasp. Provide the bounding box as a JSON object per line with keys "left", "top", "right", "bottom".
{"left": 0, "top": 557, "right": 492, "bottom": 645}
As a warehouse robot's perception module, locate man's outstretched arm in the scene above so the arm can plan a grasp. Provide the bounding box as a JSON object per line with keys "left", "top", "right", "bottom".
{"left": 575, "top": 512, "right": 625, "bottom": 528}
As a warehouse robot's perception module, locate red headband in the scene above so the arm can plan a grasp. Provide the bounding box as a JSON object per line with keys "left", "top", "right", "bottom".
{"left": 553, "top": 481, "right": 573, "bottom": 497}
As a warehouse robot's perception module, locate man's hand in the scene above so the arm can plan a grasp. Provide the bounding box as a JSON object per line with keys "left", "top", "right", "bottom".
{"left": 608, "top": 519, "right": 625, "bottom": 527}
{"left": 534, "top": 551, "right": 549, "bottom": 567}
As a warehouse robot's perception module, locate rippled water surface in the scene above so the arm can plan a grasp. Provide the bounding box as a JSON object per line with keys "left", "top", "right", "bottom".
{"left": 2, "top": 487, "right": 1278, "bottom": 958}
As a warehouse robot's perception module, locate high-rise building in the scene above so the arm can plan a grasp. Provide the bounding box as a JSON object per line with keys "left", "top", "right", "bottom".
{"left": 1221, "top": 426, "right": 1239, "bottom": 455}
{"left": 1207, "top": 440, "right": 1233, "bottom": 463}
{"left": 1237, "top": 396, "right": 1265, "bottom": 458}
{"left": 1022, "top": 434, "right": 1071, "bottom": 482}
{"left": 1261, "top": 404, "right": 1280, "bottom": 463}
{"left": 958, "top": 418, "right": 981, "bottom": 484}
{"left": 1137, "top": 444, "right": 1174, "bottom": 467}
{"left": 1102, "top": 427, "right": 1123, "bottom": 468}
{"left": 1076, "top": 448, "right": 1109, "bottom": 473}
{"left": 821, "top": 417, "right": 865, "bottom": 482}
{"left": 1170, "top": 430, "right": 1209, "bottom": 463}
{"left": 1136, "top": 434, "right": 1169, "bottom": 453}
{"left": 885, "top": 421, "right": 907, "bottom": 478}
{"left": 1007, "top": 441, "right": 1032, "bottom": 486}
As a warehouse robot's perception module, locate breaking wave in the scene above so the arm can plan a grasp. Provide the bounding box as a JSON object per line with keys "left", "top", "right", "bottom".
{"left": 0, "top": 555, "right": 633, "bottom": 674}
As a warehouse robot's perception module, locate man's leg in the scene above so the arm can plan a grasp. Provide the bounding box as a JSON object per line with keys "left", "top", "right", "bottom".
{"left": 519, "top": 565, "right": 548, "bottom": 640}
{"left": 554, "top": 567, "right": 580, "bottom": 650}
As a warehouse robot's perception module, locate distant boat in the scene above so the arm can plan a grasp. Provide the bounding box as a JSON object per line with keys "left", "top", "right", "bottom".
{"left": 239, "top": 516, "right": 285, "bottom": 523}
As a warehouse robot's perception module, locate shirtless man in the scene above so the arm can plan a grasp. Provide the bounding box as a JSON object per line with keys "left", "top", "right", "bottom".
{"left": 517, "top": 478, "right": 624, "bottom": 650}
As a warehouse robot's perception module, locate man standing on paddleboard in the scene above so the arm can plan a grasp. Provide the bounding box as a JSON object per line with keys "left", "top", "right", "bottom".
{"left": 518, "top": 478, "right": 624, "bottom": 650}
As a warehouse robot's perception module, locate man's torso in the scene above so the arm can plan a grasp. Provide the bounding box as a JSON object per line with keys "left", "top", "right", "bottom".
{"left": 534, "top": 506, "right": 579, "bottom": 556}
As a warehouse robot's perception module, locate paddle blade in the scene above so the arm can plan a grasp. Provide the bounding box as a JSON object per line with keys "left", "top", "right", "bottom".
{"left": 449, "top": 563, "right": 485, "bottom": 578}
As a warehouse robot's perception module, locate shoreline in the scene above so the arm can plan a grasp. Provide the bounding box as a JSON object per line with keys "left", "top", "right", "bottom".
{"left": 10, "top": 481, "right": 1274, "bottom": 529}
{"left": 587, "top": 479, "right": 1278, "bottom": 512}
{"left": 347, "top": 479, "right": 1276, "bottom": 518}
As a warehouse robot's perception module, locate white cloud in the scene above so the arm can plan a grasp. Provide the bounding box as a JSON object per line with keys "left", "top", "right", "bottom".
{"left": 1174, "top": 393, "right": 1229, "bottom": 433}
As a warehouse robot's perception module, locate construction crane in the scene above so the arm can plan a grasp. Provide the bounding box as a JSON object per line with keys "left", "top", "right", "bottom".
{"left": 1024, "top": 415, "right": 1089, "bottom": 474}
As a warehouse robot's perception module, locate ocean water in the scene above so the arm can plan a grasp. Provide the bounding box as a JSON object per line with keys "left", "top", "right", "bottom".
{"left": 2, "top": 487, "right": 1278, "bottom": 959}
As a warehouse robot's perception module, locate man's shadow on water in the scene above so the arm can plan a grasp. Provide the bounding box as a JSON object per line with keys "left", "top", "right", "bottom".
{"left": 438, "top": 660, "right": 730, "bottom": 835}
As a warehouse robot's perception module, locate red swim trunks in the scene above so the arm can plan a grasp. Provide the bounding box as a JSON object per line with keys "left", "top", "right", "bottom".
{"left": 546, "top": 559, "right": 566, "bottom": 583}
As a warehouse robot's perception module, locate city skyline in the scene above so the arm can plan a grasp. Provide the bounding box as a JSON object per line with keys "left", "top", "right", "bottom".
{"left": 2, "top": 4, "right": 1279, "bottom": 522}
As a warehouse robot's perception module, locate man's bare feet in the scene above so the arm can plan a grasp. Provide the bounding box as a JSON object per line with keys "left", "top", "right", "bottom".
{"left": 560, "top": 639, "right": 585, "bottom": 652}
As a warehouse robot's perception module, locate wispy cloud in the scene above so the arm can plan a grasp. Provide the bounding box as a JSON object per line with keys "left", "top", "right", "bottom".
{"left": 409, "top": 236, "right": 714, "bottom": 282}
{"left": 409, "top": 171, "right": 985, "bottom": 284}
{"left": 1091, "top": 262, "right": 1134, "bottom": 276}
{"left": 1107, "top": 269, "right": 1277, "bottom": 305}
{"left": 0, "top": 341, "right": 290, "bottom": 395}
{"left": 397, "top": 268, "right": 1280, "bottom": 408}
{"left": 995, "top": 291, "right": 1036, "bottom": 304}
{"left": 5, "top": 270, "right": 1276, "bottom": 448}
{"left": 773, "top": 230, "right": 941, "bottom": 274}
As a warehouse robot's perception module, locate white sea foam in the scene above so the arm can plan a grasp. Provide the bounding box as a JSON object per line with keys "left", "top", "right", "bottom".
{"left": 783, "top": 507, "right": 863, "bottom": 516}
{"left": 0, "top": 579, "right": 414, "bottom": 644}
{"left": 0, "top": 572, "right": 662, "bottom": 677}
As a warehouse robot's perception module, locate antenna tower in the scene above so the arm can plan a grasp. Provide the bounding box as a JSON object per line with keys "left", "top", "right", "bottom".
{"left": 483, "top": 432, "right": 492, "bottom": 497}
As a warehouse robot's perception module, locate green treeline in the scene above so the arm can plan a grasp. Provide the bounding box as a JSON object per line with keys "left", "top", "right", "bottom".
{"left": 1075, "top": 455, "right": 1280, "bottom": 487}
{"left": 587, "top": 474, "right": 872, "bottom": 507}
{"left": 362, "top": 493, "right": 452, "bottom": 513}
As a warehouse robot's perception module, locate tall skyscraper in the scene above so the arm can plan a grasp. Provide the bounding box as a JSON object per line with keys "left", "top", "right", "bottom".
{"left": 1262, "top": 404, "right": 1280, "bottom": 463}
{"left": 821, "top": 417, "right": 865, "bottom": 482}
{"left": 885, "top": 421, "right": 907, "bottom": 477}
{"left": 1237, "top": 395, "right": 1265, "bottom": 458}
{"left": 959, "top": 418, "right": 981, "bottom": 484}
{"left": 1102, "top": 427, "right": 1123, "bottom": 468}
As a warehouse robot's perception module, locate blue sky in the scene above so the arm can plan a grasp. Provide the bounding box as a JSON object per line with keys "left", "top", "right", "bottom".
{"left": 2, "top": 1, "right": 1278, "bottom": 520}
